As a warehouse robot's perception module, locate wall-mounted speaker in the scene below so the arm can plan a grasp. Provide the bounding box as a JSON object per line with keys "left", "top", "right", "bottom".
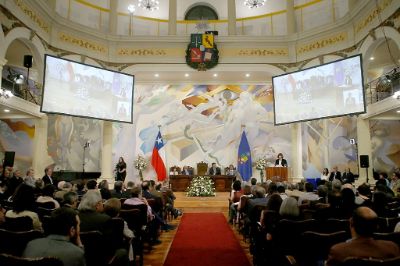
{"left": 3, "top": 151, "right": 15, "bottom": 167}
{"left": 23, "top": 55, "right": 33, "bottom": 68}
{"left": 360, "top": 155, "right": 369, "bottom": 168}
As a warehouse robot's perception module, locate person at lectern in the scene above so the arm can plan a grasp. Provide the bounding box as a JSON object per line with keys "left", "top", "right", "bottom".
{"left": 275, "top": 153, "right": 288, "bottom": 167}
{"left": 209, "top": 163, "right": 221, "bottom": 175}
{"left": 115, "top": 157, "right": 127, "bottom": 182}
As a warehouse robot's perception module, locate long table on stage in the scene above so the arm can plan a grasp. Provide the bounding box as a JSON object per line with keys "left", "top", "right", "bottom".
{"left": 169, "top": 175, "right": 233, "bottom": 192}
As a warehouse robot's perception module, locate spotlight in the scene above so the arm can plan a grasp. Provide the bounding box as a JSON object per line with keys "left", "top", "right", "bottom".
{"left": 14, "top": 74, "right": 25, "bottom": 84}
{"left": 393, "top": 91, "right": 400, "bottom": 100}
{"left": 385, "top": 75, "right": 391, "bottom": 82}
{"left": 4, "top": 109, "right": 10, "bottom": 113}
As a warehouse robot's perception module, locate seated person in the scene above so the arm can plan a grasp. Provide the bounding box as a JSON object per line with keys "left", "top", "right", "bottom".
{"left": 36, "top": 184, "right": 60, "bottom": 209}
{"left": 111, "top": 181, "right": 131, "bottom": 199}
{"left": 209, "top": 163, "right": 221, "bottom": 175}
{"left": 63, "top": 191, "right": 79, "bottom": 209}
{"left": 77, "top": 190, "right": 110, "bottom": 232}
{"left": 329, "top": 166, "right": 342, "bottom": 181}
{"left": 23, "top": 207, "right": 85, "bottom": 266}
{"left": 342, "top": 168, "right": 355, "bottom": 183}
{"left": 297, "top": 182, "right": 319, "bottom": 205}
{"left": 181, "top": 166, "right": 191, "bottom": 175}
{"left": 103, "top": 198, "right": 134, "bottom": 240}
{"left": 326, "top": 207, "right": 400, "bottom": 265}
{"left": 5, "top": 184, "right": 42, "bottom": 231}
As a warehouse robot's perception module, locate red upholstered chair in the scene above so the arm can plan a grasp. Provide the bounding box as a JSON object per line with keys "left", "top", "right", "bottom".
{"left": 0, "top": 229, "right": 43, "bottom": 256}
{"left": 0, "top": 253, "right": 63, "bottom": 266}
{"left": 342, "top": 256, "right": 400, "bottom": 266}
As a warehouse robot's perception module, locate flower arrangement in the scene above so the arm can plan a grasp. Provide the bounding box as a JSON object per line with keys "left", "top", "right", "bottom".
{"left": 186, "top": 176, "right": 216, "bottom": 197}
{"left": 134, "top": 155, "right": 148, "bottom": 181}
{"left": 255, "top": 157, "right": 268, "bottom": 170}
{"left": 255, "top": 157, "right": 268, "bottom": 183}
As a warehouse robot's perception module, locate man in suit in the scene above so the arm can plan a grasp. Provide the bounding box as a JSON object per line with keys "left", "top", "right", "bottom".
{"left": 342, "top": 168, "right": 355, "bottom": 183}
{"left": 326, "top": 207, "right": 400, "bottom": 265}
{"left": 209, "top": 163, "right": 221, "bottom": 175}
{"left": 42, "top": 167, "right": 55, "bottom": 186}
{"left": 329, "top": 166, "right": 342, "bottom": 181}
{"left": 274, "top": 153, "right": 288, "bottom": 167}
{"left": 181, "top": 166, "right": 191, "bottom": 175}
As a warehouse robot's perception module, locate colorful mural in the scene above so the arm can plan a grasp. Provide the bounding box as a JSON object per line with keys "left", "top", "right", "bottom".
{"left": 113, "top": 84, "right": 292, "bottom": 181}
{"left": 302, "top": 117, "right": 359, "bottom": 179}
{"left": 370, "top": 120, "right": 400, "bottom": 174}
{"left": 47, "top": 115, "right": 102, "bottom": 172}
{"left": 0, "top": 118, "right": 35, "bottom": 172}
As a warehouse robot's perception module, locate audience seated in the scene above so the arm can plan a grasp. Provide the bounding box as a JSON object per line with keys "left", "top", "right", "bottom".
{"left": 229, "top": 180, "right": 243, "bottom": 224}
{"left": 36, "top": 184, "right": 60, "bottom": 209}
{"left": 99, "top": 180, "right": 112, "bottom": 200}
{"left": 279, "top": 196, "right": 300, "bottom": 220}
{"left": 54, "top": 181, "right": 72, "bottom": 202}
{"left": 389, "top": 172, "right": 400, "bottom": 197}
{"left": 355, "top": 183, "right": 372, "bottom": 206}
{"left": 5, "top": 184, "right": 42, "bottom": 231}
{"left": 298, "top": 182, "right": 319, "bottom": 205}
{"left": 24, "top": 168, "right": 36, "bottom": 188}
{"left": 23, "top": 207, "right": 85, "bottom": 266}
{"left": 78, "top": 190, "right": 110, "bottom": 232}
{"left": 326, "top": 207, "right": 400, "bottom": 265}
{"left": 111, "top": 181, "right": 130, "bottom": 199}
{"left": 86, "top": 179, "right": 98, "bottom": 190}
{"left": 63, "top": 191, "right": 79, "bottom": 209}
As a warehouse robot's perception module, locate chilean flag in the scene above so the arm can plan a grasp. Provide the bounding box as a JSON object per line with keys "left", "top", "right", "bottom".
{"left": 151, "top": 130, "right": 167, "bottom": 181}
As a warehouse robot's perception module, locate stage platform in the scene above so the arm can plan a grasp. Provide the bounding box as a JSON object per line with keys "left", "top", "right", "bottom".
{"left": 174, "top": 192, "right": 230, "bottom": 213}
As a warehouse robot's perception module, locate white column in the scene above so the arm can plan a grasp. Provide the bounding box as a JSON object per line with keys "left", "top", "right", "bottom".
{"left": 287, "top": 0, "right": 296, "bottom": 35}
{"left": 291, "top": 123, "right": 303, "bottom": 181}
{"left": 227, "top": 0, "right": 236, "bottom": 35}
{"left": 168, "top": 0, "right": 177, "bottom": 35}
{"left": 0, "top": 58, "right": 7, "bottom": 89}
{"left": 356, "top": 117, "right": 373, "bottom": 184}
{"left": 109, "top": 0, "right": 118, "bottom": 34}
{"left": 32, "top": 116, "right": 53, "bottom": 179}
{"left": 101, "top": 121, "right": 113, "bottom": 180}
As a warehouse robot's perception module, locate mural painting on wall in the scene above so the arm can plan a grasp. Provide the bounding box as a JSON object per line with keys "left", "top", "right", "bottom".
{"left": 47, "top": 115, "right": 102, "bottom": 172}
{"left": 370, "top": 120, "right": 400, "bottom": 174}
{"left": 302, "top": 117, "right": 358, "bottom": 179}
{"left": 113, "top": 84, "right": 292, "bottom": 181}
{"left": 0, "top": 119, "right": 35, "bottom": 171}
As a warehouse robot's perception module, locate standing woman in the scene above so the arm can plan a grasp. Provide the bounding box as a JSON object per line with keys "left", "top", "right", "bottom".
{"left": 115, "top": 157, "right": 127, "bottom": 182}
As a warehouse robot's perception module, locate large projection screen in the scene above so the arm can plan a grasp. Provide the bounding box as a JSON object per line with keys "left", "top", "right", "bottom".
{"left": 272, "top": 55, "right": 365, "bottom": 125}
{"left": 41, "top": 55, "right": 134, "bottom": 123}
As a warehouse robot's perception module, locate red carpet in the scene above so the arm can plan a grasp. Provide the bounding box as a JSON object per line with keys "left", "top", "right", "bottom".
{"left": 164, "top": 213, "right": 251, "bottom": 266}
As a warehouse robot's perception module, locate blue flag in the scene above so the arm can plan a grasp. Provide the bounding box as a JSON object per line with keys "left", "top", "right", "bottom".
{"left": 237, "top": 131, "right": 252, "bottom": 181}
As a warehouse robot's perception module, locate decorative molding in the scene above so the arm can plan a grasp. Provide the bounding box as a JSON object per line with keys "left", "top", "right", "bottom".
{"left": 231, "top": 48, "right": 288, "bottom": 57}
{"left": 117, "top": 48, "right": 168, "bottom": 56}
{"left": 355, "top": 0, "right": 393, "bottom": 34}
{"left": 58, "top": 32, "right": 107, "bottom": 54}
{"left": 296, "top": 32, "right": 347, "bottom": 54}
{"left": 14, "top": 0, "right": 50, "bottom": 33}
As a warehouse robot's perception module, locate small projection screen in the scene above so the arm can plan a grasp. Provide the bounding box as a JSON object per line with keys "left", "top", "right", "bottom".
{"left": 272, "top": 55, "right": 365, "bottom": 125}
{"left": 41, "top": 55, "right": 134, "bottom": 123}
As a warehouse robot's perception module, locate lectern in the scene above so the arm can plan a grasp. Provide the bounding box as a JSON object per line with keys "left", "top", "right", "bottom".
{"left": 266, "top": 167, "right": 288, "bottom": 181}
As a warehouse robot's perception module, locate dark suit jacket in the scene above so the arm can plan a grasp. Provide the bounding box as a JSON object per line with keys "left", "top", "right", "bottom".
{"left": 209, "top": 167, "right": 221, "bottom": 175}
{"left": 329, "top": 171, "right": 342, "bottom": 181}
{"left": 78, "top": 210, "right": 111, "bottom": 233}
{"left": 274, "top": 159, "right": 288, "bottom": 167}
{"left": 326, "top": 237, "right": 400, "bottom": 266}
{"left": 42, "top": 175, "right": 54, "bottom": 186}
{"left": 342, "top": 172, "right": 355, "bottom": 183}
{"left": 181, "top": 169, "right": 191, "bottom": 175}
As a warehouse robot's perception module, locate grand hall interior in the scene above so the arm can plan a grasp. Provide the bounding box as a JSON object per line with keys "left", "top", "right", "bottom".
{"left": 0, "top": 0, "right": 400, "bottom": 265}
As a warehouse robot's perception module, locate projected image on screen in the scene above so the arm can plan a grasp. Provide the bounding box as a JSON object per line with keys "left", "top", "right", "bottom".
{"left": 272, "top": 55, "right": 365, "bottom": 125}
{"left": 41, "top": 55, "right": 134, "bottom": 123}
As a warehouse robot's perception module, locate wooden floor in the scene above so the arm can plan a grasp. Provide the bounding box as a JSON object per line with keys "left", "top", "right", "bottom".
{"left": 142, "top": 192, "right": 252, "bottom": 266}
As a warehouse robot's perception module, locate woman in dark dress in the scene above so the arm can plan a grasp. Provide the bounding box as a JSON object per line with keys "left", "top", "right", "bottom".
{"left": 115, "top": 157, "right": 127, "bottom": 182}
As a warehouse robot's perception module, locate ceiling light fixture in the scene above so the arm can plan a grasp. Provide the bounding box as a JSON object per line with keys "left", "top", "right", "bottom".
{"left": 213, "top": 73, "right": 218, "bottom": 77}
{"left": 397, "top": 110, "right": 400, "bottom": 113}
{"left": 138, "top": 0, "right": 159, "bottom": 11}
{"left": 127, "top": 4, "right": 136, "bottom": 14}
{"left": 185, "top": 73, "right": 189, "bottom": 77}
{"left": 0, "top": 88, "right": 13, "bottom": 99}
{"left": 245, "top": 73, "right": 250, "bottom": 77}
{"left": 4, "top": 109, "right": 10, "bottom": 113}
{"left": 393, "top": 91, "right": 400, "bottom": 100}
{"left": 243, "top": 0, "right": 266, "bottom": 9}
{"left": 370, "top": 56, "right": 375, "bottom": 60}
{"left": 154, "top": 73, "right": 159, "bottom": 77}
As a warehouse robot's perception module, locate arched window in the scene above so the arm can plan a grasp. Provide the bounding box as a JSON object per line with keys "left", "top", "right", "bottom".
{"left": 185, "top": 5, "right": 218, "bottom": 20}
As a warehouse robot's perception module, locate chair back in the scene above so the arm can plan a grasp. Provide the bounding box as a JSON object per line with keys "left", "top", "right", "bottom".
{"left": 323, "top": 218, "right": 351, "bottom": 234}
{"left": 342, "top": 256, "right": 400, "bottom": 266}
{"left": 0, "top": 253, "right": 63, "bottom": 266}
{"left": 80, "top": 230, "right": 108, "bottom": 266}
{"left": 35, "top": 201, "right": 56, "bottom": 209}
{"left": 4, "top": 216, "right": 33, "bottom": 231}
{"left": 36, "top": 207, "right": 55, "bottom": 219}
{"left": 299, "top": 230, "right": 348, "bottom": 265}
{"left": 0, "top": 229, "right": 43, "bottom": 256}
{"left": 373, "top": 232, "right": 400, "bottom": 247}
{"left": 120, "top": 206, "right": 147, "bottom": 232}
{"left": 377, "top": 217, "right": 400, "bottom": 233}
